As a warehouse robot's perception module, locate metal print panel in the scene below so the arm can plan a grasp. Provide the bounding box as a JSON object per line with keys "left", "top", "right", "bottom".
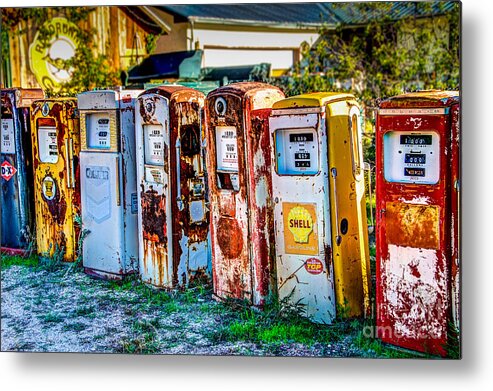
{"left": 1, "top": 1, "right": 460, "bottom": 359}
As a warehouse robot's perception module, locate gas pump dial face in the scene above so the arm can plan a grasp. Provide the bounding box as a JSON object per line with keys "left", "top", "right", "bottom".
{"left": 275, "top": 128, "right": 319, "bottom": 175}
{"left": 38, "top": 126, "right": 59, "bottom": 163}
{"left": 86, "top": 113, "right": 111, "bottom": 149}
{"left": 1, "top": 118, "right": 15, "bottom": 154}
{"left": 383, "top": 131, "right": 439, "bottom": 184}
{"left": 144, "top": 124, "right": 165, "bottom": 166}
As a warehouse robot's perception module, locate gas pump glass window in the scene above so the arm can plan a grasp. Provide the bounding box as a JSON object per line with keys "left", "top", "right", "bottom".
{"left": 275, "top": 128, "right": 319, "bottom": 175}
{"left": 383, "top": 131, "right": 440, "bottom": 184}
{"left": 144, "top": 124, "right": 165, "bottom": 166}
{"left": 86, "top": 113, "right": 111, "bottom": 149}
{"left": 37, "top": 121, "right": 59, "bottom": 164}
{"left": 181, "top": 125, "right": 201, "bottom": 157}
{"left": 215, "top": 126, "right": 240, "bottom": 191}
{"left": 1, "top": 118, "right": 15, "bottom": 154}
{"left": 350, "top": 114, "right": 362, "bottom": 176}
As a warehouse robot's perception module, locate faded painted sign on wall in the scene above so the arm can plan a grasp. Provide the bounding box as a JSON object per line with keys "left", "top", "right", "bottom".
{"left": 29, "top": 17, "right": 81, "bottom": 91}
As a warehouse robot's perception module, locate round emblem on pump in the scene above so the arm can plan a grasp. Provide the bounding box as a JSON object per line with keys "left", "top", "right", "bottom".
{"left": 42, "top": 102, "right": 50, "bottom": 117}
{"left": 215, "top": 97, "right": 227, "bottom": 116}
{"left": 145, "top": 98, "right": 155, "bottom": 116}
{"left": 305, "top": 258, "right": 324, "bottom": 275}
{"left": 42, "top": 176, "right": 56, "bottom": 201}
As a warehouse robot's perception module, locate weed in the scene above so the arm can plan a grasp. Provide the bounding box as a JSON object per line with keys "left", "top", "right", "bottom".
{"left": 120, "top": 334, "right": 160, "bottom": 354}
{"left": 207, "top": 296, "right": 350, "bottom": 347}
{"left": 120, "top": 319, "right": 162, "bottom": 354}
{"left": 33, "top": 297, "right": 44, "bottom": 306}
{"left": 40, "top": 312, "right": 64, "bottom": 323}
{"left": 132, "top": 318, "right": 160, "bottom": 334}
{"left": 162, "top": 301, "right": 181, "bottom": 314}
{"left": 445, "top": 320, "right": 461, "bottom": 359}
{"left": 39, "top": 243, "right": 65, "bottom": 272}
{"left": 133, "top": 283, "right": 173, "bottom": 307}
{"left": 65, "top": 213, "right": 90, "bottom": 275}
{"left": 336, "top": 298, "right": 352, "bottom": 320}
{"left": 63, "top": 322, "right": 87, "bottom": 332}
{"left": 74, "top": 305, "right": 95, "bottom": 317}
{"left": 108, "top": 275, "right": 139, "bottom": 291}
{"left": 369, "top": 242, "right": 376, "bottom": 257}
{"left": 181, "top": 289, "right": 199, "bottom": 304}
{"left": 353, "top": 327, "right": 417, "bottom": 358}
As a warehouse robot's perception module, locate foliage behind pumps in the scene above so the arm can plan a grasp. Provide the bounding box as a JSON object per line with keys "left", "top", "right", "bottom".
{"left": 273, "top": 2, "right": 460, "bottom": 107}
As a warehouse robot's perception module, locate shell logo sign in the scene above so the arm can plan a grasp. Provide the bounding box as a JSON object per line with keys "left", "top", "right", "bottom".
{"left": 287, "top": 206, "right": 313, "bottom": 243}
{"left": 29, "top": 17, "right": 81, "bottom": 91}
{"left": 283, "top": 202, "right": 319, "bottom": 255}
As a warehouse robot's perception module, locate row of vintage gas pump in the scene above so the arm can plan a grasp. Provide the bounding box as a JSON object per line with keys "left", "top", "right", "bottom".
{"left": 1, "top": 84, "right": 460, "bottom": 356}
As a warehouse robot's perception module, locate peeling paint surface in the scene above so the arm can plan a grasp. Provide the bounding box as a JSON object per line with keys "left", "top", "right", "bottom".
{"left": 31, "top": 99, "right": 81, "bottom": 262}
{"left": 384, "top": 245, "right": 447, "bottom": 340}
{"left": 376, "top": 91, "right": 460, "bottom": 356}
{"left": 136, "top": 86, "right": 209, "bottom": 289}
{"left": 1, "top": 89, "right": 42, "bottom": 251}
{"left": 205, "top": 83, "right": 284, "bottom": 306}
{"left": 78, "top": 89, "right": 142, "bottom": 279}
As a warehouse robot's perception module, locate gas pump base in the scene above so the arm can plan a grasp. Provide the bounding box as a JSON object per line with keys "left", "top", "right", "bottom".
{"left": 84, "top": 268, "right": 137, "bottom": 281}
{"left": 1, "top": 247, "right": 31, "bottom": 257}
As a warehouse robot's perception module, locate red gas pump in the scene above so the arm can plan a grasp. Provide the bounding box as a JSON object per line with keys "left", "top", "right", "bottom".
{"left": 375, "top": 91, "right": 460, "bottom": 356}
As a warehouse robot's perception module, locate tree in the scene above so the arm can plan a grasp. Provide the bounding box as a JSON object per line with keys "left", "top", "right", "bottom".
{"left": 273, "top": 1, "right": 460, "bottom": 107}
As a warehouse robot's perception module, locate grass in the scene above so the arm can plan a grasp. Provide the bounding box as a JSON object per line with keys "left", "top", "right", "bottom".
{"left": 1, "top": 254, "right": 39, "bottom": 269}
{"left": 207, "top": 298, "right": 354, "bottom": 347}
{"left": 1, "top": 248, "right": 457, "bottom": 358}
{"left": 74, "top": 305, "right": 95, "bottom": 317}
{"left": 119, "top": 334, "right": 161, "bottom": 354}
{"left": 63, "top": 322, "right": 87, "bottom": 332}
{"left": 40, "top": 312, "right": 64, "bottom": 323}
{"left": 119, "top": 319, "right": 162, "bottom": 354}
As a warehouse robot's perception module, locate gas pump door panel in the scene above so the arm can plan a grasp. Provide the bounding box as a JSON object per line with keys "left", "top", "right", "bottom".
{"left": 275, "top": 128, "right": 319, "bottom": 175}
{"left": 38, "top": 126, "right": 59, "bottom": 163}
{"left": 383, "top": 131, "right": 439, "bottom": 184}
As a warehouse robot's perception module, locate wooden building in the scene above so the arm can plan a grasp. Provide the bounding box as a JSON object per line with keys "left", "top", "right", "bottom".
{"left": 1, "top": 6, "right": 161, "bottom": 91}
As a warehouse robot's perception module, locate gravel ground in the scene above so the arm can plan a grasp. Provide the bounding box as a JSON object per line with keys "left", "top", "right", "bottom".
{"left": 1, "top": 264, "right": 373, "bottom": 357}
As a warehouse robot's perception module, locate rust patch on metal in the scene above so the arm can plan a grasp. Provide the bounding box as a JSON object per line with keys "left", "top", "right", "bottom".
{"left": 30, "top": 98, "right": 80, "bottom": 262}
{"left": 141, "top": 187, "right": 167, "bottom": 244}
{"left": 216, "top": 217, "right": 244, "bottom": 259}
{"left": 386, "top": 202, "right": 439, "bottom": 250}
{"left": 41, "top": 173, "right": 67, "bottom": 224}
{"left": 141, "top": 186, "right": 169, "bottom": 288}
{"left": 1, "top": 93, "right": 14, "bottom": 116}
{"left": 324, "top": 244, "right": 332, "bottom": 278}
{"left": 170, "top": 96, "right": 209, "bottom": 284}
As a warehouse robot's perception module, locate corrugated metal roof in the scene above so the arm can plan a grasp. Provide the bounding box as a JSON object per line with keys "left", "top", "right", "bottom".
{"left": 158, "top": 1, "right": 459, "bottom": 27}
{"left": 323, "top": 1, "right": 459, "bottom": 25}
{"left": 160, "top": 3, "right": 339, "bottom": 26}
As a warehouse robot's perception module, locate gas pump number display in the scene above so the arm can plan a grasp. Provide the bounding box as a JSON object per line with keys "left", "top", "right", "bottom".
{"left": 38, "top": 126, "right": 58, "bottom": 163}
{"left": 215, "top": 126, "right": 238, "bottom": 172}
{"left": 383, "top": 131, "right": 439, "bottom": 184}
{"left": 275, "top": 128, "right": 319, "bottom": 175}
{"left": 144, "top": 124, "right": 165, "bottom": 166}
{"left": 86, "top": 113, "right": 111, "bottom": 149}
{"left": 1, "top": 118, "right": 15, "bottom": 154}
